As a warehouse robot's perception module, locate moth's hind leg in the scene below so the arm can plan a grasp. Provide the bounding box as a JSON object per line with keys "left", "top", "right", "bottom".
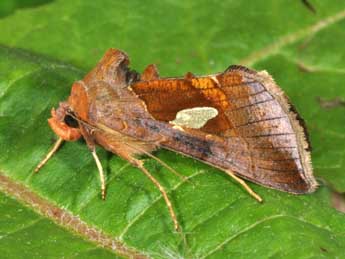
{"left": 130, "top": 158, "right": 180, "bottom": 232}
{"left": 225, "top": 170, "right": 263, "bottom": 202}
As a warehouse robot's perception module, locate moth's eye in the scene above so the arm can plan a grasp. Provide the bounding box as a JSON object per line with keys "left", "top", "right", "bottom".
{"left": 64, "top": 114, "right": 79, "bottom": 128}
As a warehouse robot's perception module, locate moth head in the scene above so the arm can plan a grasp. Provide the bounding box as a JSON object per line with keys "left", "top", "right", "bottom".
{"left": 48, "top": 102, "right": 82, "bottom": 141}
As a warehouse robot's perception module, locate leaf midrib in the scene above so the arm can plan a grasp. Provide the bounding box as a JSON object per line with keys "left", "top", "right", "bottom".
{"left": 0, "top": 174, "right": 150, "bottom": 259}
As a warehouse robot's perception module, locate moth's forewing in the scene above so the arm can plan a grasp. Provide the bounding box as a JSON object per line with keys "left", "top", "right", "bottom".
{"left": 131, "top": 66, "right": 317, "bottom": 194}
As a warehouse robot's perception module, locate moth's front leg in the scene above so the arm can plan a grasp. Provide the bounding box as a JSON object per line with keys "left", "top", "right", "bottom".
{"left": 35, "top": 137, "right": 64, "bottom": 173}
{"left": 35, "top": 105, "right": 82, "bottom": 172}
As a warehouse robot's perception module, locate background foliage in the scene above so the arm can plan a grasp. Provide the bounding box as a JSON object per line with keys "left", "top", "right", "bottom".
{"left": 0, "top": 0, "right": 345, "bottom": 258}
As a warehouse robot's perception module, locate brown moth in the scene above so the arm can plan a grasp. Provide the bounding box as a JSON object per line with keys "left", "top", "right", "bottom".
{"left": 35, "top": 49, "right": 317, "bottom": 231}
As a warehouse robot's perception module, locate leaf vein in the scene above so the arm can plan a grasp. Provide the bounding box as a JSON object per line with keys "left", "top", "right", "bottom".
{"left": 240, "top": 9, "right": 345, "bottom": 66}
{"left": 201, "top": 214, "right": 337, "bottom": 259}
{"left": 119, "top": 170, "right": 206, "bottom": 239}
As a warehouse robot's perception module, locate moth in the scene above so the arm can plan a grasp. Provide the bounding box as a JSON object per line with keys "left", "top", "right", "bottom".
{"left": 35, "top": 49, "right": 317, "bottom": 231}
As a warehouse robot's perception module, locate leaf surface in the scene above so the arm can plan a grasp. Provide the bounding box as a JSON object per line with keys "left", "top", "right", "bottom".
{"left": 0, "top": 190, "right": 123, "bottom": 259}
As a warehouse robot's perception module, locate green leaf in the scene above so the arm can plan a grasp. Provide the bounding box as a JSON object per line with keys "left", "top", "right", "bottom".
{"left": 0, "top": 0, "right": 54, "bottom": 18}
{"left": 0, "top": 191, "right": 124, "bottom": 259}
{"left": 1, "top": 0, "right": 345, "bottom": 258}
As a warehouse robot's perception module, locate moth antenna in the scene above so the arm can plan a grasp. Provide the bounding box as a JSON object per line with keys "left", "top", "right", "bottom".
{"left": 95, "top": 120, "right": 178, "bottom": 146}
{"left": 132, "top": 159, "right": 180, "bottom": 232}
{"left": 69, "top": 112, "right": 169, "bottom": 138}
{"left": 124, "top": 141, "right": 188, "bottom": 182}
{"left": 225, "top": 170, "right": 263, "bottom": 202}
{"left": 35, "top": 137, "right": 64, "bottom": 173}
{"left": 91, "top": 148, "right": 106, "bottom": 200}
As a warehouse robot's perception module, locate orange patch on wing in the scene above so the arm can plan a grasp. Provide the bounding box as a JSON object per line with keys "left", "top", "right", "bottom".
{"left": 132, "top": 74, "right": 245, "bottom": 134}
{"left": 132, "top": 79, "right": 214, "bottom": 121}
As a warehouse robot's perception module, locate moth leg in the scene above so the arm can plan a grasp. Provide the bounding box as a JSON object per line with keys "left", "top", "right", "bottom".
{"left": 35, "top": 137, "right": 64, "bottom": 173}
{"left": 123, "top": 141, "right": 188, "bottom": 182}
{"left": 35, "top": 104, "right": 81, "bottom": 173}
{"left": 79, "top": 125, "right": 107, "bottom": 200}
{"left": 91, "top": 148, "right": 106, "bottom": 200}
{"left": 131, "top": 158, "right": 180, "bottom": 231}
{"left": 225, "top": 170, "right": 263, "bottom": 203}
{"left": 146, "top": 153, "right": 189, "bottom": 182}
